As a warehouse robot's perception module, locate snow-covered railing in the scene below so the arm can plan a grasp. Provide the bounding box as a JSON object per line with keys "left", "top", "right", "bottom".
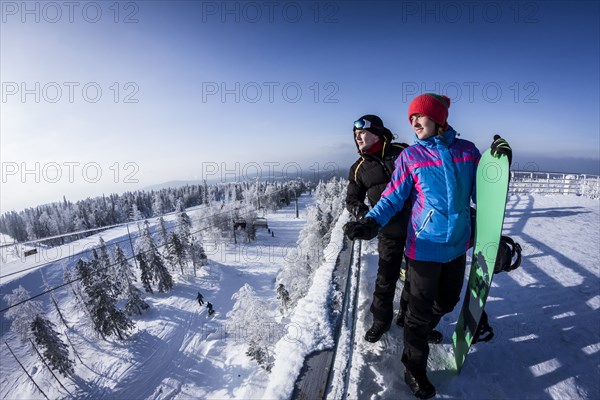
{"left": 509, "top": 171, "right": 600, "bottom": 198}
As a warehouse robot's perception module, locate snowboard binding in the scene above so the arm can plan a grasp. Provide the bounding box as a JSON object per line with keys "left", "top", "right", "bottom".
{"left": 494, "top": 236, "right": 523, "bottom": 274}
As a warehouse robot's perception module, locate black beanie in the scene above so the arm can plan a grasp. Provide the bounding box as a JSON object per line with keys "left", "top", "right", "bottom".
{"left": 354, "top": 114, "right": 394, "bottom": 142}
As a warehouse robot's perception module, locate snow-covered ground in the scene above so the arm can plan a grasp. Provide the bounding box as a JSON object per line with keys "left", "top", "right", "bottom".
{"left": 1, "top": 193, "right": 599, "bottom": 399}
{"left": 0, "top": 195, "right": 317, "bottom": 399}
{"left": 348, "top": 194, "right": 600, "bottom": 399}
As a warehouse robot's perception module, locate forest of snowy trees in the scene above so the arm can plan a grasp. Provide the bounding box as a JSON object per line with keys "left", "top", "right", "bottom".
{"left": 0, "top": 180, "right": 305, "bottom": 246}
{"left": 2, "top": 178, "right": 313, "bottom": 379}
{"left": 228, "top": 178, "right": 348, "bottom": 371}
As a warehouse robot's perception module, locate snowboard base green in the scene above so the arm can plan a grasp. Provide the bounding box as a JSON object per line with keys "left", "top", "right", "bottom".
{"left": 452, "top": 149, "right": 509, "bottom": 372}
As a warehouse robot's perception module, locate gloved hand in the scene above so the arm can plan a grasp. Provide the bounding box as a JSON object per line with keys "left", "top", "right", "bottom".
{"left": 351, "top": 205, "right": 369, "bottom": 219}
{"left": 343, "top": 217, "right": 380, "bottom": 240}
{"left": 490, "top": 135, "right": 512, "bottom": 167}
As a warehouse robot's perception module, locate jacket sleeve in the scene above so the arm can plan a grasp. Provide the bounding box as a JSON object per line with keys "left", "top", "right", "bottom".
{"left": 346, "top": 163, "right": 369, "bottom": 218}
{"left": 366, "top": 152, "right": 413, "bottom": 228}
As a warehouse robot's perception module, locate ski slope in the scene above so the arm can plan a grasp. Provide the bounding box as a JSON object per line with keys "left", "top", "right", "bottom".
{"left": 1, "top": 193, "right": 599, "bottom": 399}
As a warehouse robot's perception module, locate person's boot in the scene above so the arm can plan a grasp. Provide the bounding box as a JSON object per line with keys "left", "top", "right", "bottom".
{"left": 404, "top": 369, "right": 436, "bottom": 399}
{"left": 427, "top": 329, "right": 443, "bottom": 344}
{"left": 364, "top": 321, "right": 391, "bottom": 343}
{"left": 396, "top": 310, "right": 406, "bottom": 327}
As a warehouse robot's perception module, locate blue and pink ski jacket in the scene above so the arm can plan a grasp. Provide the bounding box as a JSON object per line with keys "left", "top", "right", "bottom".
{"left": 366, "top": 128, "right": 481, "bottom": 263}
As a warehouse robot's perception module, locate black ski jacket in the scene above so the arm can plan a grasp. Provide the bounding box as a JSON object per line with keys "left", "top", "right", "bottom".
{"left": 346, "top": 141, "right": 411, "bottom": 240}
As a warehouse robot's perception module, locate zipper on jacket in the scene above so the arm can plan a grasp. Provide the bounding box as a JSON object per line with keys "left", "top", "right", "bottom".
{"left": 415, "top": 210, "right": 434, "bottom": 237}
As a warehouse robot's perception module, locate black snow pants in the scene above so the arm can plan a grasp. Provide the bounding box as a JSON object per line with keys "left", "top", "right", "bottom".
{"left": 369, "top": 233, "right": 409, "bottom": 324}
{"left": 402, "top": 254, "right": 467, "bottom": 374}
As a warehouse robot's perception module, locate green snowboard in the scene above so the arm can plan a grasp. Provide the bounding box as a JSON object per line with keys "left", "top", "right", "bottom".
{"left": 452, "top": 148, "right": 510, "bottom": 372}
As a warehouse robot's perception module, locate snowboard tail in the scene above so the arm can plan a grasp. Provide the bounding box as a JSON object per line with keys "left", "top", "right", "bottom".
{"left": 452, "top": 149, "right": 510, "bottom": 372}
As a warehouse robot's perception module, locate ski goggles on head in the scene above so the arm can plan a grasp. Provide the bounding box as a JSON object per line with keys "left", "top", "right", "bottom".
{"left": 353, "top": 118, "right": 372, "bottom": 130}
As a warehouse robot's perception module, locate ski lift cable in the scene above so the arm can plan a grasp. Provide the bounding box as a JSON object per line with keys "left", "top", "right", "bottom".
{"left": 0, "top": 206, "right": 259, "bottom": 314}
{"left": 0, "top": 185, "right": 294, "bottom": 249}
{"left": 0, "top": 205, "right": 255, "bottom": 280}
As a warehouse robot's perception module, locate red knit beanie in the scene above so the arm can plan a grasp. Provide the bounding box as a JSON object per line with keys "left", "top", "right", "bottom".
{"left": 408, "top": 93, "right": 451, "bottom": 127}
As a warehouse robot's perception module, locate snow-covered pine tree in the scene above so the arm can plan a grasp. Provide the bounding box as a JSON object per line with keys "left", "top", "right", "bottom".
{"left": 3, "top": 285, "right": 43, "bottom": 343}
{"left": 153, "top": 253, "right": 175, "bottom": 293}
{"left": 176, "top": 210, "right": 192, "bottom": 249}
{"left": 246, "top": 339, "right": 271, "bottom": 372}
{"left": 97, "top": 237, "right": 123, "bottom": 298}
{"left": 175, "top": 198, "right": 185, "bottom": 213}
{"left": 75, "top": 258, "right": 94, "bottom": 297}
{"left": 275, "top": 179, "right": 346, "bottom": 310}
{"left": 30, "top": 315, "right": 74, "bottom": 376}
{"left": 136, "top": 221, "right": 174, "bottom": 293}
{"left": 64, "top": 264, "right": 89, "bottom": 315}
{"left": 84, "top": 272, "right": 134, "bottom": 340}
{"left": 166, "top": 232, "right": 188, "bottom": 274}
{"left": 79, "top": 250, "right": 134, "bottom": 339}
{"left": 130, "top": 203, "right": 143, "bottom": 232}
{"left": 244, "top": 210, "right": 257, "bottom": 242}
{"left": 227, "top": 284, "right": 276, "bottom": 372}
{"left": 158, "top": 217, "right": 169, "bottom": 247}
{"left": 114, "top": 245, "right": 149, "bottom": 315}
{"left": 136, "top": 253, "right": 154, "bottom": 293}
{"left": 152, "top": 192, "right": 164, "bottom": 217}
{"left": 189, "top": 235, "right": 208, "bottom": 276}
{"left": 276, "top": 284, "right": 290, "bottom": 315}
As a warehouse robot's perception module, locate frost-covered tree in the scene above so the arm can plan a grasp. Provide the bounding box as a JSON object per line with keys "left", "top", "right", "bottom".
{"left": 152, "top": 192, "right": 164, "bottom": 217}
{"left": 176, "top": 211, "right": 192, "bottom": 249}
{"left": 189, "top": 235, "right": 208, "bottom": 276}
{"left": 246, "top": 339, "right": 271, "bottom": 372}
{"left": 154, "top": 254, "right": 175, "bottom": 293}
{"left": 77, "top": 254, "right": 134, "bottom": 339}
{"left": 175, "top": 198, "right": 185, "bottom": 213}
{"left": 130, "top": 203, "right": 143, "bottom": 221}
{"left": 3, "top": 285, "right": 43, "bottom": 343}
{"left": 31, "top": 315, "right": 74, "bottom": 376}
{"left": 64, "top": 264, "right": 88, "bottom": 314}
{"left": 137, "top": 253, "right": 154, "bottom": 293}
{"left": 114, "top": 245, "right": 149, "bottom": 315}
{"left": 276, "top": 284, "right": 291, "bottom": 315}
{"left": 130, "top": 203, "right": 143, "bottom": 232}
{"left": 243, "top": 210, "right": 257, "bottom": 242}
{"left": 166, "top": 232, "right": 188, "bottom": 274}
{"left": 97, "top": 237, "right": 122, "bottom": 298}
{"left": 136, "top": 221, "right": 174, "bottom": 293}
{"left": 84, "top": 275, "right": 134, "bottom": 340}
{"left": 158, "top": 217, "right": 169, "bottom": 247}
{"left": 276, "top": 178, "right": 347, "bottom": 309}
{"left": 112, "top": 245, "right": 132, "bottom": 296}
{"left": 227, "top": 284, "right": 276, "bottom": 372}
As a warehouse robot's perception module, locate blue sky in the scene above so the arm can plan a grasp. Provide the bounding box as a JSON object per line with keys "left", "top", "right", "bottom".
{"left": 1, "top": 0, "right": 599, "bottom": 212}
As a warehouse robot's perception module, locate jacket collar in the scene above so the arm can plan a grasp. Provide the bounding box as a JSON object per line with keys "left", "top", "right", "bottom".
{"left": 359, "top": 140, "right": 389, "bottom": 159}
{"left": 414, "top": 126, "right": 456, "bottom": 148}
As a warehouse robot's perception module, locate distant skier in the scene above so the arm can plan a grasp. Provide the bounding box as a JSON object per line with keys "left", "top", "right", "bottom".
{"left": 206, "top": 301, "right": 214, "bottom": 316}
{"left": 196, "top": 291, "right": 204, "bottom": 306}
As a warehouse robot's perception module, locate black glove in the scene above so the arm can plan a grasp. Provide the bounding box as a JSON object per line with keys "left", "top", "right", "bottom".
{"left": 351, "top": 205, "right": 369, "bottom": 219}
{"left": 490, "top": 134, "right": 512, "bottom": 167}
{"left": 344, "top": 217, "right": 380, "bottom": 241}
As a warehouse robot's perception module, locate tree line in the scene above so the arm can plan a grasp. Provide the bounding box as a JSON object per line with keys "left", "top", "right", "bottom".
{"left": 2, "top": 179, "right": 309, "bottom": 381}
{"left": 0, "top": 180, "right": 306, "bottom": 246}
